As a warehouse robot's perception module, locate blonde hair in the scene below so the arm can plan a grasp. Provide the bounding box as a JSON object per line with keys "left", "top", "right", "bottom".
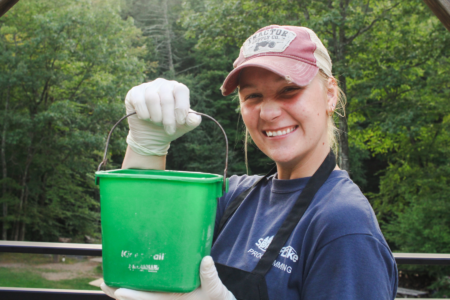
{"left": 241, "top": 70, "right": 346, "bottom": 174}
{"left": 318, "top": 70, "right": 346, "bottom": 155}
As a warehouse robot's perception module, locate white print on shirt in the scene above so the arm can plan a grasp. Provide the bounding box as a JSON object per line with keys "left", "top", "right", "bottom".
{"left": 248, "top": 248, "right": 263, "bottom": 259}
{"left": 272, "top": 260, "right": 292, "bottom": 274}
{"left": 248, "top": 248, "right": 293, "bottom": 274}
{"left": 255, "top": 236, "right": 299, "bottom": 263}
{"left": 256, "top": 236, "right": 274, "bottom": 251}
{"left": 280, "top": 246, "right": 299, "bottom": 262}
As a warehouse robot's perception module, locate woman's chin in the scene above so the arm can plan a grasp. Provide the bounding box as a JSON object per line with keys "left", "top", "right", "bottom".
{"left": 267, "top": 147, "right": 316, "bottom": 168}
{"left": 268, "top": 153, "right": 300, "bottom": 166}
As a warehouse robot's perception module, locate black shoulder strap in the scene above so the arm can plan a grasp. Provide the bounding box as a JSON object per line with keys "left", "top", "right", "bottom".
{"left": 217, "top": 166, "right": 277, "bottom": 234}
{"left": 252, "top": 151, "right": 336, "bottom": 275}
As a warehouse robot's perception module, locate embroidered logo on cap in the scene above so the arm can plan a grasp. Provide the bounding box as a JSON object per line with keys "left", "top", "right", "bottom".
{"left": 242, "top": 28, "right": 296, "bottom": 58}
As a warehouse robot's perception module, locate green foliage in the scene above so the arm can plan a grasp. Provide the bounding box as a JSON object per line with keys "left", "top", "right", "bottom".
{"left": 0, "top": 0, "right": 146, "bottom": 241}
{"left": 381, "top": 165, "right": 450, "bottom": 252}
{"left": 349, "top": 0, "right": 450, "bottom": 293}
{"left": 358, "top": 0, "right": 450, "bottom": 226}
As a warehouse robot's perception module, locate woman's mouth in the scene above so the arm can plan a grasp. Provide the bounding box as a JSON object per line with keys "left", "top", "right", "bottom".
{"left": 264, "top": 125, "right": 298, "bottom": 137}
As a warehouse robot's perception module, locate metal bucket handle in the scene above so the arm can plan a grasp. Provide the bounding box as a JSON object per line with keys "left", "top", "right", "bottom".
{"left": 97, "top": 112, "right": 229, "bottom": 193}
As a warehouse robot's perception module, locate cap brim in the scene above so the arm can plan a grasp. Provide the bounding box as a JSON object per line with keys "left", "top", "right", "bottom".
{"left": 221, "top": 56, "right": 319, "bottom": 96}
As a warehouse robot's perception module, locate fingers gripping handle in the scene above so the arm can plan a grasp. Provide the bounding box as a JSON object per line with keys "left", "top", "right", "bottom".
{"left": 97, "top": 112, "right": 229, "bottom": 193}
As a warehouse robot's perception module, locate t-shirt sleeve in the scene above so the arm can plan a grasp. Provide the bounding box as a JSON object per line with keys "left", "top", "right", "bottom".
{"left": 213, "top": 174, "right": 262, "bottom": 238}
{"left": 301, "top": 234, "right": 398, "bottom": 300}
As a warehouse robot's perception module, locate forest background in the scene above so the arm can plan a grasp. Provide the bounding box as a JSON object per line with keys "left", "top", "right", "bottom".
{"left": 0, "top": 0, "right": 449, "bottom": 295}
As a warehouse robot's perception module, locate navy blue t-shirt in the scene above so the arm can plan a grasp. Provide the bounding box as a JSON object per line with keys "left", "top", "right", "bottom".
{"left": 211, "top": 170, "right": 398, "bottom": 300}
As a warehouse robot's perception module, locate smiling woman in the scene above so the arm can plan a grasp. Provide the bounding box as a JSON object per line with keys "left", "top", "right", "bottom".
{"left": 237, "top": 67, "right": 338, "bottom": 179}
{"left": 103, "top": 25, "right": 398, "bottom": 300}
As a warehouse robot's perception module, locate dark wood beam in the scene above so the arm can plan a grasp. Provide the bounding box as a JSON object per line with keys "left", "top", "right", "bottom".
{"left": 424, "top": 0, "right": 450, "bottom": 32}
{"left": 0, "top": 287, "right": 109, "bottom": 300}
{"left": 0, "top": 241, "right": 102, "bottom": 256}
{"left": 0, "top": 0, "right": 19, "bottom": 17}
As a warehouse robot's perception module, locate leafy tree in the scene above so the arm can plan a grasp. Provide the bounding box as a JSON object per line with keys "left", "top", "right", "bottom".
{"left": 124, "top": 0, "right": 247, "bottom": 176}
{"left": 0, "top": 0, "right": 146, "bottom": 241}
{"left": 355, "top": 1, "right": 450, "bottom": 294}
{"left": 122, "top": 0, "right": 199, "bottom": 78}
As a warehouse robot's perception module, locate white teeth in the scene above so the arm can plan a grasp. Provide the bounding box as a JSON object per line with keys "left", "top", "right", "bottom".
{"left": 265, "top": 126, "right": 296, "bottom": 137}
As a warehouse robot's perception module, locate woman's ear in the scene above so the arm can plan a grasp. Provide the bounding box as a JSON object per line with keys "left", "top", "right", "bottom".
{"left": 326, "top": 77, "right": 338, "bottom": 115}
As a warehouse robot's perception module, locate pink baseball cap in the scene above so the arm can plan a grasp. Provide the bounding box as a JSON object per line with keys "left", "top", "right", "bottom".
{"left": 220, "top": 25, "right": 332, "bottom": 96}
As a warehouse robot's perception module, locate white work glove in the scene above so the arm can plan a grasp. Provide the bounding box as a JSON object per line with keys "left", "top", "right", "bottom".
{"left": 101, "top": 256, "right": 236, "bottom": 300}
{"left": 125, "top": 78, "right": 202, "bottom": 156}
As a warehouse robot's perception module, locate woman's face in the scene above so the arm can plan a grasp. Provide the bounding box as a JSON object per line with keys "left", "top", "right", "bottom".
{"left": 239, "top": 67, "right": 336, "bottom": 169}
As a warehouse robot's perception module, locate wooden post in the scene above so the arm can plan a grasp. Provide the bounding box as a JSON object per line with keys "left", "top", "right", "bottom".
{"left": 0, "top": 0, "right": 19, "bottom": 17}
{"left": 423, "top": 0, "right": 450, "bottom": 32}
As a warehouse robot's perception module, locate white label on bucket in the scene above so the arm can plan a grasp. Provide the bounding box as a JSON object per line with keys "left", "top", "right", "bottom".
{"left": 153, "top": 253, "right": 165, "bottom": 260}
{"left": 121, "top": 250, "right": 134, "bottom": 258}
{"left": 121, "top": 250, "right": 165, "bottom": 260}
{"left": 129, "top": 264, "right": 160, "bottom": 273}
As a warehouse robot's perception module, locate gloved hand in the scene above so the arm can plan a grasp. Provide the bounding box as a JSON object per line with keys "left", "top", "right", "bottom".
{"left": 101, "top": 256, "right": 236, "bottom": 300}
{"left": 125, "top": 78, "right": 202, "bottom": 156}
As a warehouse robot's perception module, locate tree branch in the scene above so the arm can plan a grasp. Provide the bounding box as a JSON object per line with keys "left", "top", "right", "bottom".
{"left": 69, "top": 63, "right": 95, "bottom": 101}
{"left": 175, "top": 63, "right": 205, "bottom": 75}
{"left": 296, "top": 0, "right": 310, "bottom": 21}
{"left": 345, "top": 2, "right": 400, "bottom": 45}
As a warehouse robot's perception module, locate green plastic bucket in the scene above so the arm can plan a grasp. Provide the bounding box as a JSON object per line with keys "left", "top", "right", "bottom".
{"left": 95, "top": 112, "right": 228, "bottom": 293}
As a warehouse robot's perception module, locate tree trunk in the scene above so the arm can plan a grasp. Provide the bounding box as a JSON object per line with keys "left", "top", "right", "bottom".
{"left": 162, "top": 0, "right": 175, "bottom": 74}
{"left": 1, "top": 87, "right": 9, "bottom": 240}
{"left": 13, "top": 139, "right": 33, "bottom": 241}
{"left": 19, "top": 186, "right": 28, "bottom": 241}
{"left": 331, "top": 0, "right": 350, "bottom": 172}
{"left": 337, "top": 74, "right": 350, "bottom": 172}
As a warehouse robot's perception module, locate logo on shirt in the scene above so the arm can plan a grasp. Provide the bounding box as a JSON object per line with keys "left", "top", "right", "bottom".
{"left": 254, "top": 236, "right": 298, "bottom": 263}
{"left": 280, "top": 246, "right": 298, "bottom": 262}
{"left": 256, "top": 236, "right": 274, "bottom": 251}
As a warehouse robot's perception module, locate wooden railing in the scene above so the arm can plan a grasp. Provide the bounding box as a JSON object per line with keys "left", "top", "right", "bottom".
{"left": 1, "top": 241, "right": 450, "bottom": 299}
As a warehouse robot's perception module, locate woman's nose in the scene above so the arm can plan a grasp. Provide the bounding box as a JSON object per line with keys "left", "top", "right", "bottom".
{"left": 259, "top": 98, "right": 282, "bottom": 122}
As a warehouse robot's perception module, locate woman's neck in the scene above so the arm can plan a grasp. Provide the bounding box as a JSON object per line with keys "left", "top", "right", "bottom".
{"left": 276, "top": 146, "right": 337, "bottom": 180}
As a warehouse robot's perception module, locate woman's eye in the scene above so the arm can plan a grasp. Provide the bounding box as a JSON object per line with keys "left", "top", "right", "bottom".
{"left": 282, "top": 87, "right": 300, "bottom": 93}
{"left": 244, "top": 93, "right": 261, "bottom": 100}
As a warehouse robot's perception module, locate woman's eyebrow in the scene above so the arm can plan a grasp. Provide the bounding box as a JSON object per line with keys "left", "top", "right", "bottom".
{"left": 239, "top": 83, "right": 256, "bottom": 91}
{"left": 239, "top": 77, "right": 289, "bottom": 91}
